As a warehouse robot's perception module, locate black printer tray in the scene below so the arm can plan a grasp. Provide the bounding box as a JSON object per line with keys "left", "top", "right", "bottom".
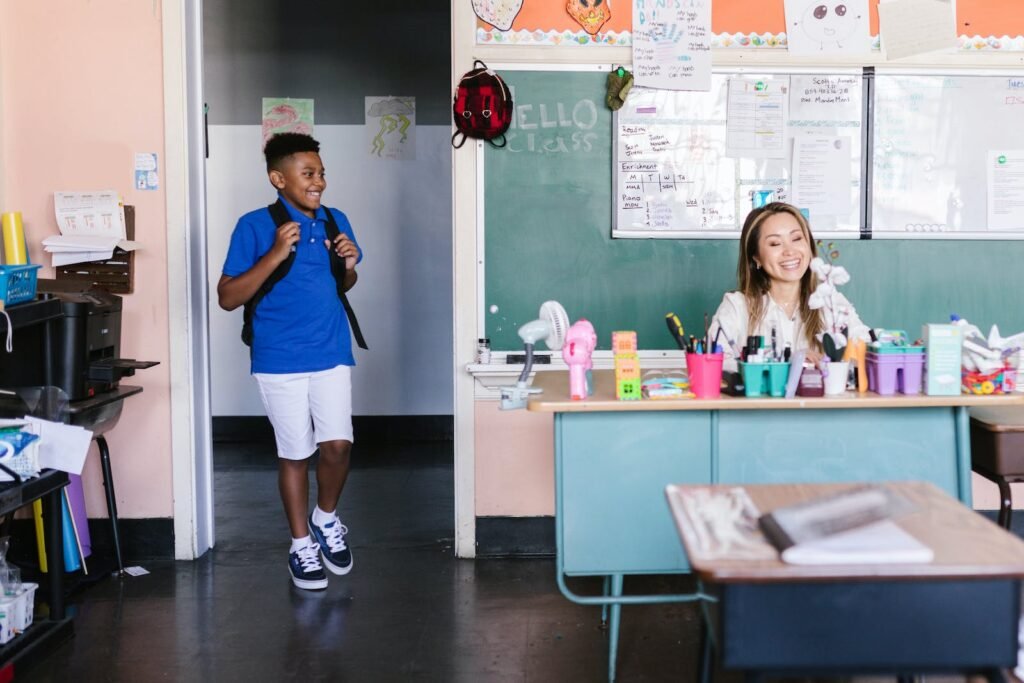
{"left": 87, "top": 359, "right": 159, "bottom": 383}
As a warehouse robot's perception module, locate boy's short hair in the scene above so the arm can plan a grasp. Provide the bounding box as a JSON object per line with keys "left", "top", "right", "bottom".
{"left": 264, "top": 133, "right": 320, "bottom": 172}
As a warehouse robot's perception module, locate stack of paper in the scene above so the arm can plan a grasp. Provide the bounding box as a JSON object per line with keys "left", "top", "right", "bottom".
{"left": 758, "top": 485, "right": 934, "bottom": 565}
{"left": 20, "top": 416, "right": 93, "bottom": 476}
{"left": 43, "top": 191, "right": 140, "bottom": 267}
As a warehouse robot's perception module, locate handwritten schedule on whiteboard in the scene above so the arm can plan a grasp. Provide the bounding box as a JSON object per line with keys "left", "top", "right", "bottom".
{"left": 613, "top": 71, "right": 864, "bottom": 238}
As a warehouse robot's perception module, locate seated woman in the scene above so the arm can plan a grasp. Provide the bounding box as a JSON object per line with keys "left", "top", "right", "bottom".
{"left": 710, "top": 202, "right": 870, "bottom": 371}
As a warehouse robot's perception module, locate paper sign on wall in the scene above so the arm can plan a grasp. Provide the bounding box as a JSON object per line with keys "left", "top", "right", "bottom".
{"left": 262, "top": 98, "right": 314, "bottom": 144}
{"left": 134, "top": 153, "right": 159, "bottom": 191}
{"left": 784, "top": 0, "right": 871, "bottom": 56}
{"left": 366, "top": 97, "right": 416, "bottom": 161}
{"left": 633, "top": 0, "right": 711, "bottom": 91}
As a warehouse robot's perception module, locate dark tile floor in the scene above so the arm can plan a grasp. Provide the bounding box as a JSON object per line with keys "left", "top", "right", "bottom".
{"left": 13, "top": 437, "right": 1010, "bottom": 682}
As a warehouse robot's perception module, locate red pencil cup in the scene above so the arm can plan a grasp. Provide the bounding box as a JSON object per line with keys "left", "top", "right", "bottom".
{"left": 686, "top": 353, "right": 724, "bottom": 399}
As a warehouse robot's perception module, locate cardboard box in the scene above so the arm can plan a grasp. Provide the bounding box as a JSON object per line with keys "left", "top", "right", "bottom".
{"left": 923, "top": 324, "right": 962, "bottom": 396}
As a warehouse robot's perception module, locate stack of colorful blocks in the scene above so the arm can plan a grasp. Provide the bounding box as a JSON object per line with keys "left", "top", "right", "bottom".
{"left": 613, "top": 331, "right": 640, "bottom": 400}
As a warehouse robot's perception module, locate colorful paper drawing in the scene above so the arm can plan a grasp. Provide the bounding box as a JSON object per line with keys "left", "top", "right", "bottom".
{"left": 476, "top": 0, "right": 630, "bottom": 44}
{"left": 784, "top": 0, "right": 872, "bottom": 54}
{"left": 567, "top": 0, "right": 612, "bottom": 35}
{"left": 261, "top": 98, "right": 314, "bottom": 144}
{"left": 472, "top": 0, "right": 524, "bottom": 31}
{"left": 366, "top": 97, "right": 416, "bottom": 161}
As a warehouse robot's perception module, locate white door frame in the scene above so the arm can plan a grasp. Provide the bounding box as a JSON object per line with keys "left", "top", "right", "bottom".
{"left": 163, "top": 0, "right": 214, "bottom": 560}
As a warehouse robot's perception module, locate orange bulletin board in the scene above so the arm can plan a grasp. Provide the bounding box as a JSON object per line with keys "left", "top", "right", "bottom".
{"left": 475, "top": 0, "right": 1021, "bottom": 45}
{"left": 957, "top": 0, "right": 1024, "bottom": 37}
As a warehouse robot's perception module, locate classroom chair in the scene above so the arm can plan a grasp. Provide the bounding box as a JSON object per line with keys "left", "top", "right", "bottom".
{"left": 970, "top": 407, "right": 1024, "bottom": 529}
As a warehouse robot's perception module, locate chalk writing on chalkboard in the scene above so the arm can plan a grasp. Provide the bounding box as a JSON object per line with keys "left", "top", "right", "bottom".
{"left": 503, "top": 85, "right": 601, "bottom": 155}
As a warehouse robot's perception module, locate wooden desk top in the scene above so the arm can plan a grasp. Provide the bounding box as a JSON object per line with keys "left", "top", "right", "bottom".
{"left": 667, "top": 481, "right": 1024, "bottom": 583}
{"left": 527, "top": 369, "right": 1024, "bottom": 413}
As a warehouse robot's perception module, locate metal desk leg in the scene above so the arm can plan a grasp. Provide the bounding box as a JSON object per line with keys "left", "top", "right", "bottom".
{"left": 96, "top": 435, "right": 124, "bottom": 573}
{"left": 601, "top": 575, "right": 610, "bottom": 626}
{"left": 44, "top": 488, "right": 64, "bottom": 619}
{"left": 607, "top": 574, "right": 623, "bottom": 683}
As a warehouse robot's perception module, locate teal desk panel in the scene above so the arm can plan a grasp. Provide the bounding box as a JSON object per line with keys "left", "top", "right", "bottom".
{"left": 559, "top": 411, "right": 712, "bottom": 575}
{"left": 716, "top": 408, "right": 959, "bottom": 497}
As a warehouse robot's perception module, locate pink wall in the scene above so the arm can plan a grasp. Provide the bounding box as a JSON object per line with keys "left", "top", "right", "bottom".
{"left": 0, "top": 1, "right": 173, "bottom": 519}
{"left": 475, "top": 402, "right": 554, "bottom": 516}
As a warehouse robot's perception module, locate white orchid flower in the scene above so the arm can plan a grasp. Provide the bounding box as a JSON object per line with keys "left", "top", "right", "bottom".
{"left": 808, "top": 290, "right": 828, "bottom": 309}
{"left": 809, "top": 257, "right": 829, "bottom": 278}
{"left": 829, "top": 265, "right": 851, "bottom": 286}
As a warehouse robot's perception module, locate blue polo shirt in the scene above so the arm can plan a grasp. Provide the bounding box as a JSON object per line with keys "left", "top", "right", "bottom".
{"left": 222, "top": 196, "right": 362, "bottom": 374}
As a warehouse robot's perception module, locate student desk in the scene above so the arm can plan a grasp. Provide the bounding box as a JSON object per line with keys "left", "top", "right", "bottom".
{"left": 526, "top": 370, "right": 1024, "bottom": 682}
{"left": 667, "top": 481, "right": 1024, "bottom": 682}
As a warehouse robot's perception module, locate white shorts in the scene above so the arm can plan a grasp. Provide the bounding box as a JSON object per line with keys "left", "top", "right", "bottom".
{"left": 253, "top": 364, "right": 354, "bottom": 460}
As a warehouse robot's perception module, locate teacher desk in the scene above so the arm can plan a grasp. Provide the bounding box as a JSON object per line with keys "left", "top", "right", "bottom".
{"left": 526, "top": 369, "right": 1024, "bottom": 682}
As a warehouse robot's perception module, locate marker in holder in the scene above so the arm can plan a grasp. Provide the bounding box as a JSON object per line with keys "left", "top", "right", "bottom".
{"left": 686, "top": 352, "right": 723, "bottom": 399}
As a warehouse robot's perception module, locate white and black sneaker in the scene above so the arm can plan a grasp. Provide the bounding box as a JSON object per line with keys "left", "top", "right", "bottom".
{"left": 308, "top": 513, "right": 353, "bottom": 575}
{"left": 288, "top": 543, "right": 328, "bottom": 590}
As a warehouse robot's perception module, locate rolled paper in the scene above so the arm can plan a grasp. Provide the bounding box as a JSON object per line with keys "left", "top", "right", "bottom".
{"left": 66, "top": 474, "right": 92, "bottom": 558}
{"left": 61, "top": 492, "right": 81, "bottom": 573}
{"left": 1, "top": 212, "right": 27, "bottom": 265}
{"left": 32, "top": 499, "right": 47, "bottom": 574}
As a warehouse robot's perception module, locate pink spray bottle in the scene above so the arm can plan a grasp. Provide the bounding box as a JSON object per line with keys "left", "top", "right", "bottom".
{"left": 563, "top": 319, "right": 597, "bottom": 400}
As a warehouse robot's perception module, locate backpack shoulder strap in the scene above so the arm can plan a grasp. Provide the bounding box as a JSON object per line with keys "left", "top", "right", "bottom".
{"left": 240, "top": 200, "right": 295, "bottom": 347}
{"left": 322, "top": 209, "right": 369, "bottom": 350}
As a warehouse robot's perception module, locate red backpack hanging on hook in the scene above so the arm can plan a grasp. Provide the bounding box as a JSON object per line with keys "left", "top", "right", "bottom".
{"left": 451, "top": 60, "right": 513, "bottom": 149}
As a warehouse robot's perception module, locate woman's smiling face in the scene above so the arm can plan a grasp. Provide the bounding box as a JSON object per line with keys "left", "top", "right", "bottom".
{"left": 754, "top": 212, "right": 812, "bottom": 286}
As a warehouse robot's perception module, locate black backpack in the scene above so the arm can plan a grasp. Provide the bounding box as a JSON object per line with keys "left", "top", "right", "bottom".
{"left": 241, "top": 200, "right": 368, "bottom": 350}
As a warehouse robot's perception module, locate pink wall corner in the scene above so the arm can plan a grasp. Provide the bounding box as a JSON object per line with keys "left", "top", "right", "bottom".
{"left": 972, "top": 471, "right": 1018, "bottom": 512}
{"left": 474, "top": 401, "right": 555, "bottom": 517}
{"left": 1, "top": 1, "right": 173, "bottom": 519}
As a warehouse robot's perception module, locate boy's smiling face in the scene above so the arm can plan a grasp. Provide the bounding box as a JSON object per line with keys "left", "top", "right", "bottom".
{"left": 269, "top": 151, "right": 326, "bottom": 217}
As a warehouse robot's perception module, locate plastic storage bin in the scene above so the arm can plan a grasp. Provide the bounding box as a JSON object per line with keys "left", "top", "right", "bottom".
{"left": 866, "top": 350, "right": 925, "bottom": 395}
{"left": 739, "top": 361, "right": 790, "bottom": 397}
{"left": 0, "top": 264, "right": 41, "bottom": 306}
{"left": 962, "top": 366, "right": 1017, "bottom": 395}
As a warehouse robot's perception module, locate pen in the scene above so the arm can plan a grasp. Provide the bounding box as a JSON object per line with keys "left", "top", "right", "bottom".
{"left": 703, "top": 313, "right": 709, "bottom": 352}
{"left": 771, "top": 326, "right": 777, "bottom": 361}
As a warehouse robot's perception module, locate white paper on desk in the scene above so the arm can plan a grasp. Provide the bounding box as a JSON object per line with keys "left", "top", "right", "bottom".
{"left": 21, "top": 417, "right": 93, "bottom": 476}
{"left": 987, "top": 150, "right": 1024, "bottom": 231}
{"left": 878, "top": 0, "right": 956, "bottom": 61}
{"left": 781, "top": 519, "right": 934, "bottom": 565}
{"left": 792, "top": 136, "right": 853, "bottom": 217}
{"left": 53, "top": 190, "right": 125, "bottom": 238}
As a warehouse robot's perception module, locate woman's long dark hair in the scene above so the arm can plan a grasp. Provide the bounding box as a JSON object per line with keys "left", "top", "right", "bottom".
{"left": 736, "top": 202, "right": 823, "bottom": 351}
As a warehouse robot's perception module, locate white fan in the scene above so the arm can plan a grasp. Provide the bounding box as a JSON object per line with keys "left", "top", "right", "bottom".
{"left": 500, "top": 301, "right": 570, "bottom": 410}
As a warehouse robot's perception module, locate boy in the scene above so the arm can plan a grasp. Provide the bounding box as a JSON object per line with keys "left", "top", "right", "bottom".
{"left": 218, "top": 133, "right": 362, "bottom": 590}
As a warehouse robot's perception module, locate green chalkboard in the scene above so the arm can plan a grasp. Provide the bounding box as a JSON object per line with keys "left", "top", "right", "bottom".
{"left": 484, "top": 70, "right": 1024, "bottom": 352}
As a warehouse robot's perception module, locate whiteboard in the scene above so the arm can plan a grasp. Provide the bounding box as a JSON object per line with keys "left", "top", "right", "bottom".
{"left": 613, "top": 69, "right": 864, "bottom": 239}
{"left": 872, "top": 71, "right": 1024, "bottom": 238}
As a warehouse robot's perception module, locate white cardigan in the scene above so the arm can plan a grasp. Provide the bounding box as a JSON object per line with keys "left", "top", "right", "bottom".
{"left": 709, "top": 291, "right": 870, "bottom": 371}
